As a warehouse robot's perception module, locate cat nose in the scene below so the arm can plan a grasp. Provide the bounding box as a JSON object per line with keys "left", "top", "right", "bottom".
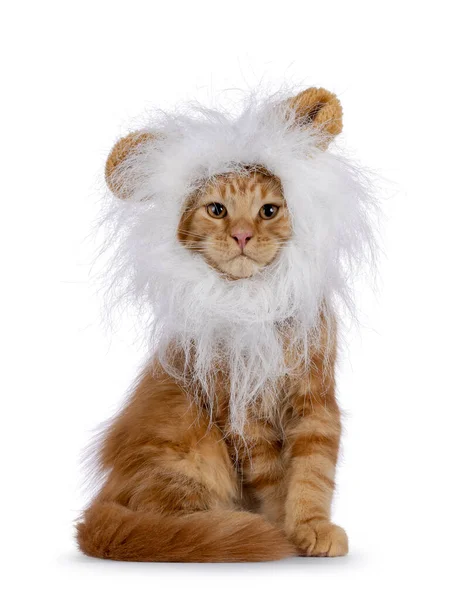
{"left": 231, "top": 230, "right": 253, "bottom": 250}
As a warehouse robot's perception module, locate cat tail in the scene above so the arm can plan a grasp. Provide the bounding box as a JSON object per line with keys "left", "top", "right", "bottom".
{"left": 76, "top": 501, "right": 296, "bottom": 562}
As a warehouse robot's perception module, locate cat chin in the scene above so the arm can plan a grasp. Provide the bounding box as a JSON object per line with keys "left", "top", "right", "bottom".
{"left": 216, "top": 255, "right": 262, "bottom": 279}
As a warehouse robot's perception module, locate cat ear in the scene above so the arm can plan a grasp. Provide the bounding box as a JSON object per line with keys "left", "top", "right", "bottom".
{"left": 287, "top": 87, "right": 343, "bottom": 148}
{"left": 105, "top": 131, "right": 154, "bottom": 199}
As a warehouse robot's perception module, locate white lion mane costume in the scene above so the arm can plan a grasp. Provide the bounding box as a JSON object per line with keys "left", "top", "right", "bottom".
{"left": 101, "top": 87, "right": 376, "bottom": 433}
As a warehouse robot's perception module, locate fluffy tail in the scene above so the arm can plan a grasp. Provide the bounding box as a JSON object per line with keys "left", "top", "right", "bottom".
{"left": 77, "top": 501, "right": 296, "bottom": 562}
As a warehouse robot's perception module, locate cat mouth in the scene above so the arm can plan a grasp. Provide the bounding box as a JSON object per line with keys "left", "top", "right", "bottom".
{"left": 205, "top": 252, "right": 265, "bottom": 279}
{"left": 228, "top": 253, "right": 257, "bottom": 264}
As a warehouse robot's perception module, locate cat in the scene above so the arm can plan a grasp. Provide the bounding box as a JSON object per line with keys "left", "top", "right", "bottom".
{"left": 77, "top": 88, "right": 374, "bottom": 561}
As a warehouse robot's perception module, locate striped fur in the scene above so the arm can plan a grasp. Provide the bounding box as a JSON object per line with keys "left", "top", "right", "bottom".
{"left": 78, "top": 175, "right": 347, "bottom": 561}
{"left": 77, "top": 88, "right": 357, "bottom": 561}
{"left": 77, "top": 315, "right": 346, "bottom": 560}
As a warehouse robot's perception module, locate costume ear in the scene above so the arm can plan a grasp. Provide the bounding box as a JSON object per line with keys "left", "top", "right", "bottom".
{"left": 105, "top": 131, "right": 153, "bottom": 199}
{"left": 288, "top": 87, "right": 343, "bottom": 148}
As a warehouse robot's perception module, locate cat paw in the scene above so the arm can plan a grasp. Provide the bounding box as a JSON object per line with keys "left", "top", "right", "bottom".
{"left": 291, "top": 520, "right": 348, "bottom": 557}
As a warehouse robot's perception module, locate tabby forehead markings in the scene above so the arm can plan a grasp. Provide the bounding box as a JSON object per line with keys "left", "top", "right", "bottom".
{"left": 177, "top": 171, "right": 291, "bottom": 280}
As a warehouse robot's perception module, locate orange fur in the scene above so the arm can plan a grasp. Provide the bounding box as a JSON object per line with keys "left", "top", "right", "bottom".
{"left": 77, "top": 319, "right": 345, "bottom": 560}
{"left": 178, "top": 170, "right": 291, "bottom": 279}
{"left": 78, "top": 172, "right": 347, "bottom": 561}
{"left": 78, "top": 89, "right": 347, "bottom": 561}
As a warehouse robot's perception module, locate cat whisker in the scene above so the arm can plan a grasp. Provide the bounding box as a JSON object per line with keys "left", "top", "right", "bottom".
{"left": 177, "top": 229, "right": 211, "bottom": 240}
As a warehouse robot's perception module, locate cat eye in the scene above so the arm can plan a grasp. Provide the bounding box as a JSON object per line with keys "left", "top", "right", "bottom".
{"left": 259, "top": 204, "right": 279, "bottom": 220}
{"left": 206, "top": 203, "right": 227, "bottom": 219}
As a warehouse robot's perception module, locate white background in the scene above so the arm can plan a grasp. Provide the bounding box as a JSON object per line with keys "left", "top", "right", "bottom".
{"left": 2, "top": 1, "right": 449, "bottom": 598}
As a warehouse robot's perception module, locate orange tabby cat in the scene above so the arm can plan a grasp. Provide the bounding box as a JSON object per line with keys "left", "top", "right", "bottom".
{"left": 77, "top": 88, "right": 354, "bottom": 561}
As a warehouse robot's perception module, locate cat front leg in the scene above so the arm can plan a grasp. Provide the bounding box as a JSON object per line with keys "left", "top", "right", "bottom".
{"left": 284, "top": 391, "right": 348, "bottom": 557}
{"left": 233, "top": 419, "right": 287, "bottom": 526}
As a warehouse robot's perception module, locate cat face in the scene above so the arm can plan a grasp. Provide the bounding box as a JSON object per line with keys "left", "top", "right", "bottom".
{"left": 178, "top": 171, "right": 292, "bottom": 279}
